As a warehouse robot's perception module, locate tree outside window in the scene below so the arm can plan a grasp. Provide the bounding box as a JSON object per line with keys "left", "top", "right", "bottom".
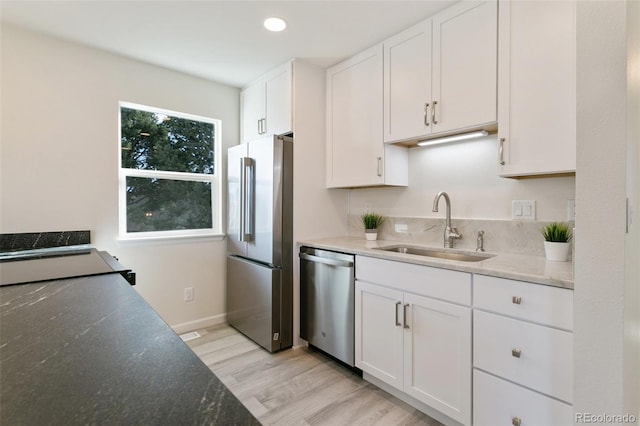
{"left": 119, "top": 103, "right": 222, "bottom": 239}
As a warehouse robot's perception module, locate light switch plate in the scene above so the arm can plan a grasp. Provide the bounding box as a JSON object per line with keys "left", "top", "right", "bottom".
{"left": 512, "top": 200, "right": 536, "bottom": 220}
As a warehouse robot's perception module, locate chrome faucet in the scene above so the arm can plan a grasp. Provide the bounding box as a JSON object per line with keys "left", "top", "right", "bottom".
{"left": 432, "top": 191, "right": 462, "bottom": 248}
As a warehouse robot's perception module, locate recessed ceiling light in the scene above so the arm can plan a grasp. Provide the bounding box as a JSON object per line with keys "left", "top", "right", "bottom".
{"left": 264, "top": 17, "right": 287, "bottom": 32}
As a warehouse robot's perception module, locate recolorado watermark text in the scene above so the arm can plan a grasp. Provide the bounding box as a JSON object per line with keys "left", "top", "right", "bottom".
{"left": 576, "top": 413, "right": 637, "bottom": 424}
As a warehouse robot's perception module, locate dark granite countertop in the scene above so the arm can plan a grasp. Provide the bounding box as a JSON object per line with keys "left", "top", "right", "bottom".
{"left": 0, "top": 273, "right": 259, "bottom": 425}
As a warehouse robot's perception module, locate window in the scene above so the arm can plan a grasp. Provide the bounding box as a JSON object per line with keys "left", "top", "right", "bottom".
{"left": 118, "top": 102, "right": 222, "bottom": 239}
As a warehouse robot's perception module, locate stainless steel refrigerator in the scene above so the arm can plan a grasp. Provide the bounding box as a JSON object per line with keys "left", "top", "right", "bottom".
{"left": 226, "top": 134, "right": 293, "bottom": 352}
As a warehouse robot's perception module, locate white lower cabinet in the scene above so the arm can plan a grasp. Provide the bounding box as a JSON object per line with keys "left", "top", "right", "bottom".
{"left": 473, "top": 370, "right": 573, "bottom": 426}
{"left": 355, "top": 256, "right": 471, "bottom": 425}
{"left": 402, "top": 291, "right": 471, "bottom": 422}
{"left": 473, "top": 274, "right": 574, "bottom": 425}
{"left": 474, "top": 310, "right": 573, "bottom": 403}
{"left": 356, "top": 282, "right": 404, "bottom": 389}
{"left": 353, "top": 258, "right": 573, "bottom": 426}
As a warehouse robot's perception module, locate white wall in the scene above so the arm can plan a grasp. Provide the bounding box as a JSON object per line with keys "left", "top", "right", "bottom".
{"left": 291, "top": 60, "right": 349, "bottom": 346}
{"left": 0, "top": 25, "right": 240, "bottom": 329}
{"left": 574, "top": 0, "right": 639, "bottom": 420}
{"left": 624, "top": 0, "right": 640, "bottom": 419}
{"left": 349, "top": 135, "right": 576, "bottom": 221}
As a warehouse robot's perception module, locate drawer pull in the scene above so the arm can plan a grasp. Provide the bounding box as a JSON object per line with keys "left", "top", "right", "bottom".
{"left": 512, "top": 417, "right": 522, "bottom": 426}
{"left": 403, "top": 304, "right": 410, "bottom": 329}
{"left": 512, "top": 348, "right": 522, "bottom": 358}
{"left": 512, "top": 296, "right": 522, "bottom": 304}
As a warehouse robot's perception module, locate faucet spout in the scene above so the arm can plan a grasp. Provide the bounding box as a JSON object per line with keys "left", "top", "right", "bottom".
{"left": 432, "top": 191, "right": 462, "bottom": 248}
{"left": 432, "top": 191, "right": 452, "bottom": 228}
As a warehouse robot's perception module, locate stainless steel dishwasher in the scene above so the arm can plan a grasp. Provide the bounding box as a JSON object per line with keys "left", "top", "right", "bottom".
{"left": 299, "top": 246, "right": 355, "bottom": 367}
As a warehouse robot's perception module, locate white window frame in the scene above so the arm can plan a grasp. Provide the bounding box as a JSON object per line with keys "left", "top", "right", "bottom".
{"left": 118, "top": 101, "right": 223, "bottom": 240}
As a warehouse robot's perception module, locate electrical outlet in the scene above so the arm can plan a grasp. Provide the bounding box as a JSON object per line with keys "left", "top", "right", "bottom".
{"left": 512, "top": 200, "right": 536, "bottom": 220}
{"left": 184, "top": 287, "right": 194, "bottom": 302}
{"left": 567, "top": 199, "right": 576, "bottom": 222}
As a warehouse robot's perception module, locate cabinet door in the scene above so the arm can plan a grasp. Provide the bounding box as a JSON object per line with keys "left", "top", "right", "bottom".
{"left": 383, "top": 20, "right": 432, "bottom": 143}
{"left": 264, "top": 64, "right": 292, "bottom": 136}
{"left": 498, "top": 0, "right": 576, "bottom": 177}
{"left": 403, "top": 293, "right": 471, "bottom": 426}
{"left": 355, "top": 280, "right": 404, "bottom": 390}
{"left": 432, "top": 1, "right": 497, "bottom": 134}
{"left": 327, "top": 45, "right": 384, "bottom": 187}
{"left": 241, "top": 81, "right": 264, "bottom": 143}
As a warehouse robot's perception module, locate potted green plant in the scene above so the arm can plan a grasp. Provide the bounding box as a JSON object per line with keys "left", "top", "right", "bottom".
{"left": 360, "top": 212, "right": 386, "bottom": 241}
{"left": 541, "top": 222, "right": 573, "bottom": 261}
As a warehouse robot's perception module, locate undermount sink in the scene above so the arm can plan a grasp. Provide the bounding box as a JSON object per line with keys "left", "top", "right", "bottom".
{"left": 373, "top": 245, "right": 495, "bottom": 262}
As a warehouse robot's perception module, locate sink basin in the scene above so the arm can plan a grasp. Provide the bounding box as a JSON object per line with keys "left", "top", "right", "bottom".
{"left": 373, "top": 245, "right": 495, "bottom": 262}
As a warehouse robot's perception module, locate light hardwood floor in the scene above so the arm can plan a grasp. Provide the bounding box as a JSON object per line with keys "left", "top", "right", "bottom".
{"left": 187, "top": 324, "right": 442, "bottom": 426}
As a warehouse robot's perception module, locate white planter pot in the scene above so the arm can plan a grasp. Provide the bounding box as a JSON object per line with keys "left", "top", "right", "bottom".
{"left": 544, "top": 241, "right": 570, "bottom": 262}
{"left": 365, "top": 230, "right": 378, "bottom": 241}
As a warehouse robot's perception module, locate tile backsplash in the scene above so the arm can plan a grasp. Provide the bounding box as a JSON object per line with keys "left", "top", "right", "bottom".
{"left": 347, "top": 215, "right": 572, "bottom": 258}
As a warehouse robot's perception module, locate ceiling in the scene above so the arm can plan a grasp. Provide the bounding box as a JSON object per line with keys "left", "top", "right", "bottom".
{"left": 0, "top": 0, "right": 457, "bottom": 88}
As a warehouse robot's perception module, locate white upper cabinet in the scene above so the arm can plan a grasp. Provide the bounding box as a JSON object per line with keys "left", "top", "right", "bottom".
{"left": 326, "top": 45, "right": 408, "bottom": 188}
{"left": 383, "top": 21, "right": 432, "bottom": 142}
{"left": 498, "top": 0, "right": 576, "bottom": 177}
{"left": 432, "top": 1, "right": 497, "bottom": 134}
{"left": 241, "top": 62, "right": 292, "bottom": 143}
{"left": 241, "top": 81, "right": 264, "bottom": 143}
{"left": 384, "top": 1, "right": 497, "bottom": 144}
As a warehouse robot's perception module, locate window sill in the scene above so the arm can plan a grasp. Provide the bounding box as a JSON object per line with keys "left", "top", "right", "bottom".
{"left": 117, "top": 233, "right": 226, "bottom": 245}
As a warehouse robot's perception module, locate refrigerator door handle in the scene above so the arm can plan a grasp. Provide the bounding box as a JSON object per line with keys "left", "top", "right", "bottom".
{"left": 240, "top": 157, "right": 255, "bottom": 242}
{"left": 239, "top": 157, "right": 246, "bottom": 241}
{"left": 245, "top": 157, "right": 255, "bottom": 241}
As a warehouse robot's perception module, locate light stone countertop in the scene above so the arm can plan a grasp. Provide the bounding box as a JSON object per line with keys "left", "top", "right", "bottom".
{"left": 298, "top": 237, "right": 574, "bottom": 290}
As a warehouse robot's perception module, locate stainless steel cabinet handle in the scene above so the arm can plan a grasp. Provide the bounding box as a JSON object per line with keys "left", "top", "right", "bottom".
{"left": 499, "top": 137, "right": 506, "bottom": 165}
{"left": 432, "top": 100, "right": 438, "bottom": 125}
{"left": 377, "top": 157, "right": 383, "bottom": 177}
{"left": 424, "top": 103, "right": 430, "bottom": 126}
{"left": 299, "top": 253, "right": 354, "bottom": 268}
{"left": 512, "top": 348, "right": 522, "bottom": 358}
{"left": 403, "top": 304, "right": 410, "bottom": 329}
{"left": 512, "top": 417, "right": 522, "bottom": 426}
{"left": 258, "top": 118, "right": 267, "bottom": 134}
{"left": 512, "top": 296, "right": 522, "bottom": 304}
{"left": 395, "top": 302, "right": 402, "bottom": 326}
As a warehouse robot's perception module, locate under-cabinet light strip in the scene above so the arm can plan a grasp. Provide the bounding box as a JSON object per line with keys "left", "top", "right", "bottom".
{"left": 417, "top": 130, "right": 489, "bottom": 147}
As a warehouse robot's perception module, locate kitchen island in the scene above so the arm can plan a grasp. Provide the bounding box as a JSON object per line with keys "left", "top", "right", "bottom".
{"left": 0, "top": 273, "right": 258, "bottom": 425}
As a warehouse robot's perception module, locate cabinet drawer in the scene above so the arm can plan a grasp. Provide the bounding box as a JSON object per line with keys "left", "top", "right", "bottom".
{"left": 474, "top": 310, "right": 573, "bottom": 403}
{"left": 474, "top": 274, "right": 573, "bottom": 330}
{"left": 473, "top": 370, "right": 573, "bottom": 426}
{"left": 356, "top": 256, "right": 471, "bottom": 305}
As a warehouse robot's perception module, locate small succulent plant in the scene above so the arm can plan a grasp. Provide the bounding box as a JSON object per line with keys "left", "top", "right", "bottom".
{"left": 360, "top": 212, "right": 386, "bottom": 230}
{"left": 541, "top": 222, "right": 572, "bottom": 243}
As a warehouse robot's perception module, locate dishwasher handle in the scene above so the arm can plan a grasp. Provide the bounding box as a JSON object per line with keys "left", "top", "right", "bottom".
{"left": 299, "top": 253, "right": 354, "bottom": 268}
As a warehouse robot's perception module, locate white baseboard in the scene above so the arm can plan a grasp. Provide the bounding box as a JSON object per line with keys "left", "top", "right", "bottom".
{"left": 171, "top": 313, "right": 226, "bottom": 335}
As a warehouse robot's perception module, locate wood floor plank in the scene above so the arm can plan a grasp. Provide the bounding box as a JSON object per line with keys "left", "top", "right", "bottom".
{"left": 188, "top": 324, "right": 442, "bottom": 426}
